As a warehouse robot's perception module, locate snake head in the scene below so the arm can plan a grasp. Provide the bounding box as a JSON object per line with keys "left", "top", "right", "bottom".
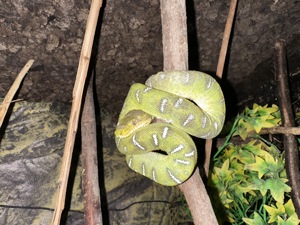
{"left": 115, "top": 110, "right": 153, "bottom": 138}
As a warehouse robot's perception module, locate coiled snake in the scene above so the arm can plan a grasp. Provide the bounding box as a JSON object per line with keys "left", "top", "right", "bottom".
{"left": 115, "top": 71, "right": 225, "bottom": 186}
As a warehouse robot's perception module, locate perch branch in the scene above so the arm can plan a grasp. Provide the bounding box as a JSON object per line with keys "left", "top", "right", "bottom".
{"left": 253, "top": 126, "right": 300, "bottom": 136}
{"left": 81, "top": 74, "right": 103, "bottom": 225}
{"left": 0, "top": 59, "right": 34, "bottom": 127}
{"left": 51, "top": 0, "right": 103, "bottom": 224}
{"left": 204, "top": 0, "right": 238, "bottom": 177}
{"left": 160, "top": 0, "right": 218, "bottom": 224}
{"left": 275, "top": 40, "right": 300, "bottom": 217}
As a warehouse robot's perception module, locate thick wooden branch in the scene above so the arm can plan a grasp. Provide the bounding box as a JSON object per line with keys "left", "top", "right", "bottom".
{"left": 160, "top": 0, "right": 218, "bottom": 224}
{"left": 160, "top": 0, "right": 188, "bottom": 71}
{"left": 81, "top": 74, "right": 103, "bottom": 225}
{"left": 275, "top": 40, "right": 300, "bottom": 217}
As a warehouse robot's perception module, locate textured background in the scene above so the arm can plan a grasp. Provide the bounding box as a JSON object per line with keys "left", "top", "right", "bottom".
{"left": 0, "top": 0, "right": 300, "bottom": 224}
{"left": 0, "top": 0, "right": 299, "bottom": 112}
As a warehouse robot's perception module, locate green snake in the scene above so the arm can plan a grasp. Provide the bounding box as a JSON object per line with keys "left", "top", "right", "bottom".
{"left": 115, "top": 71, "right": 225, "bottom": 186}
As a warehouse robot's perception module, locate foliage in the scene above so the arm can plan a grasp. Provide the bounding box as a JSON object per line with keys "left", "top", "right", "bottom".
{"left": 234, "top": 103, "right": 281, "bottom": 140}
{"left": 209, "top": 104, "right": 300, "bottom": 224}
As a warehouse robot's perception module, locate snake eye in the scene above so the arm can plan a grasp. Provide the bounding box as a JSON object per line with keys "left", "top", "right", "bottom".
{"left": 132, "top": 120, "right": 137, "bottom": 126}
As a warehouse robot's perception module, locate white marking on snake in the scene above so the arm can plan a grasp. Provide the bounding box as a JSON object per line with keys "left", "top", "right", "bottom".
{"left": 160, "top": 73, "right": 166, "bottom": 79}
{"left": 123, "top": 146, "right": 128, "bottom": 152}
{"left": 152, "top": 169, "right": 157, "bottom": 182}
{"left": 182, "top": 71, "right": 190, "bottom": 84}
{"left": 135, "top": 89, "right": 141, "bottom": 103}
{"left": 132, "top": 134, "right": 145, "bottom": 150}
{"left": 202, "top": 116, "right": 207, "bottom": 128}
{"left": 174, "top": 98, "right": 183, "bottom": 108}
{"left": 116, "top": 137, "right": 121, "bottom": 146}
{"left": 128, "top": 157, "right": 133, "bottom": 167}
{"left": 220, "top": 115, "right": 225, "bottom": 124}
{"left": 176, "top": 159, "right": 190, "bottom": 165}
{"left": 160, "top": 98, "right": 168, "bottom": 113}
{"left": 162, "top": 127, "right": 169, "bottom": 139}
{"left": 142, "top": 163, "right": 146, "bottom": 176}
{"left": 214, "top": 121, "right": 218, "bottom": 132}
{"left": 147, "top": 80, "right": 153, "bottom": 87}
{"left": 170, "top": 144, "right": 184, "bottom": 154}
{"left": 206, "top": 78, "right": 213, "bottom": 89}
{"left": 167, "top": 169, "right": 182, "bottom": 184}
{"left": 152, "top": 134, "right": 159, "bottom": 146}
{"left": 185, "top": 150, "right": 195, "bottom": 157}
{"left": 200, "top": 132, "right": 211, "bottom": 139}
{"left": 143, "top": 86, "right": 152, "bottom": 92}
{"left": 183, "top": 114, "right": 195, "bottom": 126}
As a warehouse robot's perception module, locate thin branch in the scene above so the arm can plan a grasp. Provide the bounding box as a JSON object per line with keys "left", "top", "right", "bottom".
{"left": 204, "top": 0, "right": 238, "bottom": 177}
{"left": 51, "top": 0, "right": 103, "bottom": 224}
{"left": 253, "top": 126, "right": 300, "bottom": 136}
{"left": 0, "top": 59, "right": 34, "bottom": 127}
{"left": 275, "top": 40, "right": 300, "bottom": 217}
{"left": 160, "top": 0, "right": 218, "bottom": 224}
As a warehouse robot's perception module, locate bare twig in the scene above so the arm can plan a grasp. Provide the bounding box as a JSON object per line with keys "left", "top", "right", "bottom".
{"left": 81, "top": 74, "right": 103, "bottom": 225}
{"left": 204, "top": 0, "right": 238, "bottom": 177}
{"left": 252, "top": 126, "right": 300, "bottom": 136}
{"left": 51, "top": 0, "right": 103, "bottom": 224}
{"left": 160, "top": 0, "right": 218, "bottom": 224}
{"left": 275, "top": 40, "right": 300, "bottom": 217}
{"left": 0, "top": 59, "right": 34, "bottom": 127}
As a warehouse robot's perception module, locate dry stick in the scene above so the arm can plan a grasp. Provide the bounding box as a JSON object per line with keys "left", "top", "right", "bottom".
{"left": 0, "top": 59, "right": 34, "bottom": 127}
{"left": 81, "top": 74, "right": 103, "bottom": 225}
{"left": 160, "top": 0, "right": 218, "bottom": 224}
{"left": 51, "top": 0, "right": 103, "bottom": 224}
{"left": 275, "top": 40, "right": 300, "bottom": 217}
{"left": 252, "top": 126, "right": 300, "bottom": 136}
{"left": 204, "top": 0, "right": 238, "bottom": 177}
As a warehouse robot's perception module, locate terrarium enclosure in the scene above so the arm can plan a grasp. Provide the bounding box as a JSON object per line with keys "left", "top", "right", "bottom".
{"left": 0, "top": 0, "right": 299, "bottom": 224}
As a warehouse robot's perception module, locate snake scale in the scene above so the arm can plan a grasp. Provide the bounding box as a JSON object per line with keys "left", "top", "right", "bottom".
{"left": 115, "top": 71, "right": 226, "bottom": 186}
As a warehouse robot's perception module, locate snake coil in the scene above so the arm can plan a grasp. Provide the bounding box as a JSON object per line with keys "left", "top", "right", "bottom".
{"left": 115, "top": 71, "right": 225, "bottom": 186}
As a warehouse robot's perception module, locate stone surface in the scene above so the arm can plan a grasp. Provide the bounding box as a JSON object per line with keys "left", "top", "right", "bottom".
{"left": 0, "top": 0, "right": 299, "bottom": 113}
{"left": 0, "top": 1, "right": 299, "bottom": 224}
{"left": 0, "top": 100, "right": 192, "bottom": 224}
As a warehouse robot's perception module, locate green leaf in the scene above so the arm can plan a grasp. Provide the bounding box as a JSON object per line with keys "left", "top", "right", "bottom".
{"left": 247, "top": 177, "right": 291, "bottom": 203}
{"left": 264, "top": 202, "right": 285, "bottom": 223}
{"left": 242, "top": 140, "right": 266, "bottom": 158}
{"left": 247, "top": 177, "right": 267, "bottom": 196}
{"left": 233, "top": 104, "right": 281, "bottom": 139}
{"left": 285, "top": 199, "right": 297, "bottom": 217}
{"left": 242, "top": 212, "right": 266, "bottom": 225}
{"left": 278, "top": 214, "right": 300, "bottom": 225}
{"left": 283, "top": 214, "right": 300, "bottom": 225}
{"left": 265, "top": 199, "right": 300, "bottom": 225}
{"left": 264, "top": 179, "right": 291, "bottom": 203}
{"left": 214, "top": 159, "right": 233, "bottom": 182}
{"left": 245, "top": 156, "right": 269, "bottom": 178}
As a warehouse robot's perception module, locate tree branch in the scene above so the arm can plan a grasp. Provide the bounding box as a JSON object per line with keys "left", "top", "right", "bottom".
{"left": 81, "top": 74, "right": 103, "bottom": 225}
{"left": 160, "top": 0, "right": 218, "bottom": 224}
{"left": 275, "top": 40, "right": 300, "bottom": 217}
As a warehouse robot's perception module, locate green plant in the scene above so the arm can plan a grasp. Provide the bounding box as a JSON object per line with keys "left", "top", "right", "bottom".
{"left": 209, "top": 104, "right": 300, "bottom": 224}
